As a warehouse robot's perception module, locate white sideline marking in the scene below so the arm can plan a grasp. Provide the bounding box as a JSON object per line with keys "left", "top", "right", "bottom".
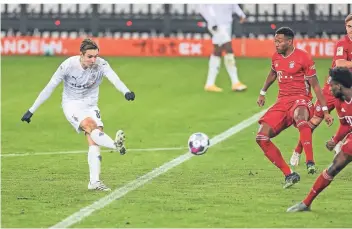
{"left": 1, "top": 147, "right": 187, "bottom": 157}
{"left": 49, "top": 109, "right": 267, "bottom": 228}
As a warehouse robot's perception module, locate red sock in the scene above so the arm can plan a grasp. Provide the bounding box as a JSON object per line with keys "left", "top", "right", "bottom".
{"left": 294, "top": 141, "right": 303, "bottom": 154}
{"left": 256, "top": 133, "right": 292, "bottom": 176}
{"left": 295, "top": 121, "right": 317, "bottom": 155}
{"left": 297, "top": 120, "right": 314, "bottom": 163}
{"left": 303, "top": 169, "right": 333, "bottom": 206}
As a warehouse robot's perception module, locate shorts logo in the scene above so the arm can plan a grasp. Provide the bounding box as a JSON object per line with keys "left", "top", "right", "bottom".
{"left": 316, "top": 105, "right": 321, "bottom": 112}
{"left": 289, "top": 61, "right": 295, "bottom": 68}
{"left": 342, "top": 108, "right": 346, "bottom": 112}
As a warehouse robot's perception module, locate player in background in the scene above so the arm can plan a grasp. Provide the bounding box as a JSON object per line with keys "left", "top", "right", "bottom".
{"left": 256, "top": 27, "right": 334, "bottom": 188}
{"left": 199, "top": 4, "right": 247, "bottom": 92}
{"left": 290, "top": 13, "right": 352, "bottom": 168}
{"left": 21, "top": 38, "right": 135, "bottom": 191}
{"left": 287, "top": 67, "right": 352, "bottom": 212}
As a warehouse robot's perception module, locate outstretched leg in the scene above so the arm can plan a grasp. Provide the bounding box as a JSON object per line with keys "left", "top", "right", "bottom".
{"left": 287, "top": 149, "right": 352, "bottom": 212}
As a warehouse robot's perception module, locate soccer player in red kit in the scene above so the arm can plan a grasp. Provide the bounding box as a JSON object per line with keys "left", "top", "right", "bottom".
{"left": 256, "top": 27, "right": 334, "bottom": 188}
{"left": 290, "top": 13, "right": 352, "bottom": 169}
{"left": 287, "top": 67, "right": 352, "bottom": 212}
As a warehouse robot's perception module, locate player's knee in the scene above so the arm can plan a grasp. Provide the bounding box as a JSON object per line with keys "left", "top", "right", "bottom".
{"left": 294, "top": 114, "right": 307, "bottom": 123}
{"left": 224, "top": 53, "right": 235, "bottom": 66}
{"left": 326, "top": 151, "right": 352, "bottom": 177}
{"left": 294, "top": 106, "right": 309, "bottom": 121}
{"left": 326, "top": 167, "right": 338, "bottom": 178}
{"left": 80, "top": 118, "right": 98, "bottom": 134}
{"left": 256, "top": 132, "right": 270, "bottom": 147}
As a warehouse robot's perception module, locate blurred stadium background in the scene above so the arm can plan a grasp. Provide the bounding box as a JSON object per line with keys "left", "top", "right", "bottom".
{"left": 1, "top": 4, "right": 352, "bottom": 57}
{"left": 2, "top": 4, "right": 352, "bottom": 228}
{"left": 2, "top": 4, "right": 352, "bottom": 38}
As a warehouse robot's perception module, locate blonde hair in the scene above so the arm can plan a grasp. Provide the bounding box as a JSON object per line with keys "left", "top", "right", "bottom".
{"left": 80, "top": 38, "right": 99, "bottom": 54}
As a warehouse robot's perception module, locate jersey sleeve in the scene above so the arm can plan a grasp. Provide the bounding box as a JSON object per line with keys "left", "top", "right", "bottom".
{"left": 332, "top": 40, "right": 349, "bottom": 64}
{"left": 302, "top": 53, "right": 317, "bottom": 78}
{"left": 101, "top": 60, "right": 130, "bottom": 95}
{"left": 28, "top": 62, "right": 66, "bottom": 113}
{"left": 198, "top": 5, "right": 217, "bottom": 27}
{"left": 332, "top": 101, "right": 351, "bottom": 143}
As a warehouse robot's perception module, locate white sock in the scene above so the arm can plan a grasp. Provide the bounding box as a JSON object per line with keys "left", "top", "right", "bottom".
{"left": 206, "top": 55, "right": 221, "bottom": 86}
{"left": 88, "top": 145, "right": 101, "bottom": 183}
{"left": 224, "top": 53, "right": 239, "bottom": 84}
{"left": 90, "top": 129, "right": 116, "bottom": 149}
{"left": 334, "top": 141, "right": 343, "bottom": 155}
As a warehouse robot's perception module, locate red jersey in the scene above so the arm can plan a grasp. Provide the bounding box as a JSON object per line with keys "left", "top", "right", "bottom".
{"left": 271, "top": 48, "right": 316, "bottom": 99}
{"left": 333, "top": 98, "right": 352, "bottom": 143}
{"left": 336, "top": 98, "right": 352, "bottom": 129}
{"left": 325, "top": 35, "right": 352, "bottom": 87}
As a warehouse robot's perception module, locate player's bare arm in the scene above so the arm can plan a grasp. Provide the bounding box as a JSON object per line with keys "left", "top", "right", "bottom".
{"left": 326, "top": 122, "right": 349, "bottom": 151}
{"left": 326, "top": 119, "right": 349, "bottom": 151}
{"left": 335, "top": 59, "right": 352, "bottom": 68}
{"left": 308, "top": 76, "right": 334, "bottom": 126}
{"left": 257, "top": 69, "right": 277, "bottom": 107}
{"left": 327, "top": 120, "right": 351, "bottom": 151}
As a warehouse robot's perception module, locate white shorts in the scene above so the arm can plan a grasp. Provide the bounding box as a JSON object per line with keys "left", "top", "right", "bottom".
{"left": 208, "top": 24, "right": 232, "bottom": 46}
{"left": 62, "top": 102, "right": 104, "bottom": 133}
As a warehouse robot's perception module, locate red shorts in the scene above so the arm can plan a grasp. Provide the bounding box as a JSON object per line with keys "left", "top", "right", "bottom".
{"left": 314, "top": 85, "right": 336, "bottom": 118}
{"left": 259, "top": 96, "right": 314, "bottom": 135}
{"left": 341, "top": 133, "right": 352, "bottom": 155}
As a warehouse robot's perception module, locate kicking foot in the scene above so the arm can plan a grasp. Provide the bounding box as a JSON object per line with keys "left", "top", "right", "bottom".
{"left": 115, "top": 130, "right": 126, "bottom": 155}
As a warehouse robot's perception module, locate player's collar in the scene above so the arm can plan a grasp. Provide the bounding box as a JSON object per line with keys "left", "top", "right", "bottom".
{"left": 281, "top": 47, "right": 296, "bottom": 59}
{"left": 348, "top": 35, "right": 352, "bottom": 42}
{"left": 345, "top": 97, "right": 352, "bottom": 104}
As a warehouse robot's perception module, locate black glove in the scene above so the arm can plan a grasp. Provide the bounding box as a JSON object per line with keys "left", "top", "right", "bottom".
{"left": 125, "top": 91, "right": 135, "bottom": 101}
{"left": 212, "top": 25, "right": 218, "bottom": 31}
{"left": 21, "top": 110, "right": 33, "bottom": 123}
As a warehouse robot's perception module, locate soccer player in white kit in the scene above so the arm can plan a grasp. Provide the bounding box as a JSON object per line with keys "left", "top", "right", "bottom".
{"left": 21, "top": 38, "right": 135, "bottom": 191}
{"left": 199, "top": 4, "right": 247, "bottom": 92}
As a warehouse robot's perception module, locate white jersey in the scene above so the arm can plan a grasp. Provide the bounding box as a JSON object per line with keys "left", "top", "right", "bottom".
{"left": 29, "top": 56, "right": 130, "bottom": 113}
{"left": 198, "top": 4, "right": 246, "bottom": 28}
